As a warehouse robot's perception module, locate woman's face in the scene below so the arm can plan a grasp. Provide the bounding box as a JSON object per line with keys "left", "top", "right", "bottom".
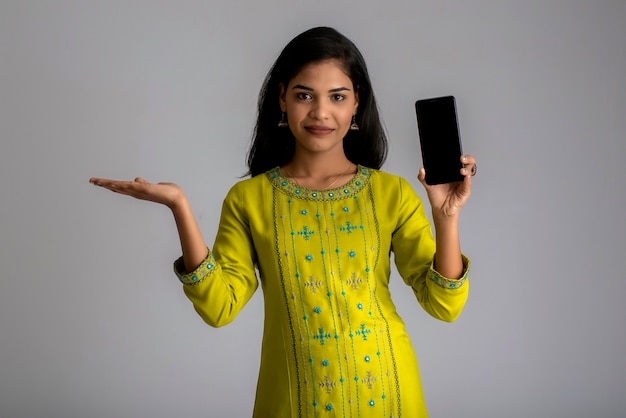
{"left": 279, "top": 59, "right": 358, "bottom": 158}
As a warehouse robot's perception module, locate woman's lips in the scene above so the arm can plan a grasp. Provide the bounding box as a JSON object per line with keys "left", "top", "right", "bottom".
{"left": 305, "top": 125, "right": 334, "bottom": 135}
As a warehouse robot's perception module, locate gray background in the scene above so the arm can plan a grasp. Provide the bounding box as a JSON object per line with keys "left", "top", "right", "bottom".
{"left": 1, "top": 1, "right": 625, "bottom": 417}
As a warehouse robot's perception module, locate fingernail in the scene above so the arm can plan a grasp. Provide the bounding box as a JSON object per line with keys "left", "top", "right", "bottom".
{"left": 462, "top": 156, "right": 468, "bottom": 162}
{"left": 461, "top": 168, "right": 467, "bottom": 174}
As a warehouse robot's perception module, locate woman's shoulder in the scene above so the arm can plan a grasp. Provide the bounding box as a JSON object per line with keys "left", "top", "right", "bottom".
{"left": 222, "top": 169, "right": 274, "bottom": 200}
{"left": 367, "top": 167, "right": 413, "bottom": 189}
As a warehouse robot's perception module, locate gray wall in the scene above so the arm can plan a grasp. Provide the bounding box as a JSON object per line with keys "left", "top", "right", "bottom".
{"left": 1, "top": 1, "right": 625, "bottom": 417}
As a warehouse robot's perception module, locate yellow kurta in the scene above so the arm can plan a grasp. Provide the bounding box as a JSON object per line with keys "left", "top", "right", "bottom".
{"left": 175, "top": 166, "right": 469, "bottom": 418}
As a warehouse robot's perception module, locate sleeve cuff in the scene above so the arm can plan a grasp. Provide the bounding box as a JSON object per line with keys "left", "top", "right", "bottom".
{"left": 173, "top": 251, "right": 218, "bottom": 286}
{"left": 428, "top": 254, "right": 470, "bottom": 289}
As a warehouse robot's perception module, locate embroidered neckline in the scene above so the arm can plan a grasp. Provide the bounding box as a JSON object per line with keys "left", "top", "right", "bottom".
{"left": 267, "top": 165, "right": 371, "bottom": 201}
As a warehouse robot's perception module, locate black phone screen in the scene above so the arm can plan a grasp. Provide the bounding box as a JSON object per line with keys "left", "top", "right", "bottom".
{"left": 415, "top": 96, "right": 464, "bottom": 185}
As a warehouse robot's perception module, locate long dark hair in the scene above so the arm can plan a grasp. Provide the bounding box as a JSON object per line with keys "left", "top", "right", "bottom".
{"left": 246, "top": 26, "right": 388, "bottom": 177}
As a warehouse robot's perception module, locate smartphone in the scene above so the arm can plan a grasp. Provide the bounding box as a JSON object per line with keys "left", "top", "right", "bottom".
{"left": 415, "top": 95, "right": 465, "bottom": 185}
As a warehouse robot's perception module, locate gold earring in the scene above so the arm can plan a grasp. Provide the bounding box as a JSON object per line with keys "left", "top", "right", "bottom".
{"left": 278, "top": 112, "right": 288, "bottom": 128}
{"left": 349, "top": 115, "right": 359, "bottom": 131}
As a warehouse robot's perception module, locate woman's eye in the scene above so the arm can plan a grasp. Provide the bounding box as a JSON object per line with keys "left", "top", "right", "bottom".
{"left": 296, "top": 92, "right": 312, "bottom": 101}
{"left": 332, "top": 94, "right": 346, "bottom": 102}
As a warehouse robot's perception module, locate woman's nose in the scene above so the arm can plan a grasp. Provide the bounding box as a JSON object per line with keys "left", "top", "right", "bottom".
{"left": 309, "top": 99, "right": 329, "bottom": 120}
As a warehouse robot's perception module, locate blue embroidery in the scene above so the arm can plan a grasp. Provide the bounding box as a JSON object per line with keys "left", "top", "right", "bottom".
{"left": 313, "top": 328, "right": 331, "bottom": 345}
{"left": 267, "top": 166, "right": 370, "bottom": 201}
{"left": 355, "top": 324, "right": 371, "bottom": 341}
{"left": 339, "top": 221, "right": 358, "bottom": 235}
{"left": 296, "top": 226, "right": 315, "bottom": 240}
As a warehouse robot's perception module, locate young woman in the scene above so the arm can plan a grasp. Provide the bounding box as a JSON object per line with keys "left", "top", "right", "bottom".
{"left": 90, "top": 26, "right": 476, "bottom": 418}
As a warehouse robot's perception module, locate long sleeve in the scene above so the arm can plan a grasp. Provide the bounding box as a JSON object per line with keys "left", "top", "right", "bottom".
{"left": 174, "top": 182, "right": 259, "bottom": 328}
{"left": 391, "top": 177, "right": 470, "bottom": 322}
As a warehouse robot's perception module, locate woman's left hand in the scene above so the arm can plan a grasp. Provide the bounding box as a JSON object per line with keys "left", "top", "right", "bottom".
{"left": 417, "top": 155, "right": 477, "bottom": 218}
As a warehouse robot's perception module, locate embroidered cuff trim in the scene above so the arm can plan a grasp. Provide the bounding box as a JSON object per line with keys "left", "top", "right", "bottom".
{"left": 174, "top": 251, "right": 217, "bottom": 286}
{"left": 428, "top": 255, "right": 470, "bottom": 289}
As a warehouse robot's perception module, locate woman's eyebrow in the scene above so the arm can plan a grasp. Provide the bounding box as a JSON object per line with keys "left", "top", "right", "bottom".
{"left": 292, "top": 84, "right": 351, "bottom": 93}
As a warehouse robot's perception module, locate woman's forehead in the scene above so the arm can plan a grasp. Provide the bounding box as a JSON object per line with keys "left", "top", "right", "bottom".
{"left": 288, "top": 59, "right": 353, "bottom": 89}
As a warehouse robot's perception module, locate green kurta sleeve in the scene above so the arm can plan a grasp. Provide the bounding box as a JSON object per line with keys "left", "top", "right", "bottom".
{"left": 174, "top": 182, "right": 259, "bottom": 328}
{"left": 391, "top": 177, "right": 469, "bottom": 322}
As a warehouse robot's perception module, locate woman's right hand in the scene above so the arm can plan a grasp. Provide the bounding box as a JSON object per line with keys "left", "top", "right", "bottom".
{"left": 89, "top": 177, "right": 186, "bottom": 210}
{"left": 90, "top": 176, "right": 209, "bottom": 271}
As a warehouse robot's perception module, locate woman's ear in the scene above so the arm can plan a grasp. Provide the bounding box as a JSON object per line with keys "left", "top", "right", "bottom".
{"left": 353, "top": 86, "right": 359, "bottom": 114}
{"left": 279, "top": 83, "right": 286, "bottom": 112}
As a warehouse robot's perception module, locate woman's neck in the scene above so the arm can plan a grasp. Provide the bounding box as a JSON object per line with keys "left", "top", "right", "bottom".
{"left": 281, "top": 154, "right": 357, "bottom": 190}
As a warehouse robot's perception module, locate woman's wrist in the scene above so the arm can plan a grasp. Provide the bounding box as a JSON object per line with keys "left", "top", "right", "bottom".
{"left": 168, "top": 192, "right": 190, "bottom": 214}
{"left": 432, "top": 211, "right": 459, "bottom": 230}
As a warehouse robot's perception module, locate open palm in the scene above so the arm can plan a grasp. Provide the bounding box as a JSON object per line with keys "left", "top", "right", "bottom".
{"left": 89, "top": 177, "right": 184, "bottom": 209}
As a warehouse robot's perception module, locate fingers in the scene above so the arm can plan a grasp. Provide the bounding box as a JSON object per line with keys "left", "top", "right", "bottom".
{"left": 462, "top": 170, "right": 472, "bottom": 192}
{"left": 90, "top": 177, "right": 149, "bottom": 187}
{"left": 89, "top": 177, "right": 146, "bottom": 197}
{"left": 417, "top": 167, "right": 426, "bottom": 185}
{"left": 460, "top": 155, "right": 477, "bottom": 177}
{"left": 461, "top": 154, "right": 476, "bottom": 165}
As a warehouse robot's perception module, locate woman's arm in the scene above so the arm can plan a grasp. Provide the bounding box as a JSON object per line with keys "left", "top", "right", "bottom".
{"left": 391, "top": 175, "right": 470, "bottom": 322}
{"left": 431, "top": 214, "right": 463, "bottom": 279}
{"left": 418, "top": 154, "right": 476, "bottom": 279}
{"left": 89, "top": 177, "right": 208, "bottom": 272}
